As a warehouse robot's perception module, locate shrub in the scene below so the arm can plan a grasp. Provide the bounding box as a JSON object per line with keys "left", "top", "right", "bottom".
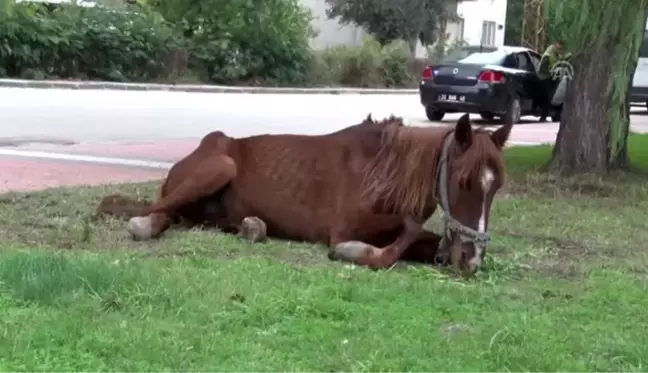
{"left": 0, "top": 3, "right": 71, "bottom": 79}
{"left": 0, "top": 3, "right": 181, "bottom": 81}
{"left": 70, "top": 7, "right": 183, "bottom": 81}
{"left": 380, "top": 40, "right": 413, "bottom": 87}
{"left": 321, "top": 38, "right": 384, "bottom": 87}
{"left": 307, "top": 37, "right": 415, "bottom": 88}
{"left": 182, "top": 0, "right": 314, "bottom": 85}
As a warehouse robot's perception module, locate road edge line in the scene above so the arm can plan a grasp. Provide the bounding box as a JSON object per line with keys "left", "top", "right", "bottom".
{"left": 0, "top": 78, "right": 418, "bottom": 95}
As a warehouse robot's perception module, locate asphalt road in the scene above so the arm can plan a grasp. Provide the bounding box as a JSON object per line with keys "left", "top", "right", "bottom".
{"left": 1, "top": 87, "right": 648, "bottom": 144}
{"left": 0, "top": 88, "right": 428, "bottom": 143}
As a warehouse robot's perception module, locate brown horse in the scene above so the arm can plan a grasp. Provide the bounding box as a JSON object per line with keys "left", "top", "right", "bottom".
{"left": 97, "top": 113, "right": 512, "bottom": 275}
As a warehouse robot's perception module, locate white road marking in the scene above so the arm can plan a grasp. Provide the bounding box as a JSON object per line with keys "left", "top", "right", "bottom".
{"left": 0, "top": 148, "right": 173, "bottom": 169}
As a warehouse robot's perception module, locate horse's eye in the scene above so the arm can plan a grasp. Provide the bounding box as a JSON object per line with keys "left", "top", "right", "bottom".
{"left": 461, "top": 179, "right": 472, "bottom": 190}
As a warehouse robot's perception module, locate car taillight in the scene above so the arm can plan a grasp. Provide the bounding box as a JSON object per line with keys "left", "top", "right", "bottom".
{"left": 422, "top": 66, "right": 433, "bottom": 80}
{"left": 478, "top": 70, "right": 505, "bottom": 83}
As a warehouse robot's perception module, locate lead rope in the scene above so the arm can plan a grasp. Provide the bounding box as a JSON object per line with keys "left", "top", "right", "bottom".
{"left": 436, "top": 134, "right": 454, "bottom": 252}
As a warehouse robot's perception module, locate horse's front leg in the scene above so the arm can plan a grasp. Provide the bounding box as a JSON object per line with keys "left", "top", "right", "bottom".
{"left": 329, "top": 216, "right": 423, "bottom": 269}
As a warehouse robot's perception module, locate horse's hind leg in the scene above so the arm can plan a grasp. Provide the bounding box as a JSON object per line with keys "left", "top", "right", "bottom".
{"left": 237, "top": 216, "right": 267, "bottom": 242}
{"left": 128, "top": 154, "right": 237, "bottom": 240}
{"left": 129, "top": 212, "right": 170, "bottom": 241}
{"left": 126, "top": 183, "right": 171, "bottom": 240}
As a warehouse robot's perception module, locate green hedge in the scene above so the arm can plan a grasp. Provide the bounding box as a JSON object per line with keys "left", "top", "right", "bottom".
{"left": 0, "top": 3, "right": 180, "bottom": 81}
{"left": 0, "top": 2, "right": 421, "bottom": 88}
{"left": 184, "top": 0, "right": 314, "bottom": 85}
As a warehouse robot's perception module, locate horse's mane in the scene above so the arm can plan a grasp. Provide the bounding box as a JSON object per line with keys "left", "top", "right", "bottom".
{"left": 360, "top": 123, "right": 503, "bottom": 218}
{"left": 330, "top": 113, "right": 404, "bottom": 137}
{"left": 360, "top": 124, "right": 443, "bottom": 218}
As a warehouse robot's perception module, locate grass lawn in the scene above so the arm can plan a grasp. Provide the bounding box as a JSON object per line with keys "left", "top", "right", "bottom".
{"left": 1, "top": 136, "right": 648, "bottom": 371}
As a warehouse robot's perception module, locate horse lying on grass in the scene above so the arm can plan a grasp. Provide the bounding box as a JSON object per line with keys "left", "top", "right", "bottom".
{"left": 98, "top": 113, "right": 511, "bottom": 276}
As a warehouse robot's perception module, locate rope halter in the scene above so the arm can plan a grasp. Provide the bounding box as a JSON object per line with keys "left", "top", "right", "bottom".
{"left": 435, "top": 132, "right": 491, "bottom": 257}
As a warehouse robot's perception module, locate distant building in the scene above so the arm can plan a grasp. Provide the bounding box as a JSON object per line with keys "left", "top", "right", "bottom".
{"left": 303, "top": 0, "right": 508, "bottom": 58}
{"left": 448, "top": 0, "right": 507, "bottom": 47}
{"left": 301, "top": 0, "right": 366, "bottom": 50}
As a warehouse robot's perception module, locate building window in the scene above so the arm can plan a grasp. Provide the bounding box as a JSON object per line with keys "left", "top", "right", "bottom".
{"left": 457, "top": 17, "right": 465, "bottom": 41}
{"left": 481, "top": 20, "right": 496, "bottom": 46}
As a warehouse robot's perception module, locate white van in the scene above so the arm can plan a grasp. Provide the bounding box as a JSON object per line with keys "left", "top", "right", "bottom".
{"left": 631, "top": 25, "right": 648, "bottom": 107}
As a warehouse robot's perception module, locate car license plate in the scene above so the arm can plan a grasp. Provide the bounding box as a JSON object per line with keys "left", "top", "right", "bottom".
{"left": 438, "top": 94, "right": 466, "bottom": 102}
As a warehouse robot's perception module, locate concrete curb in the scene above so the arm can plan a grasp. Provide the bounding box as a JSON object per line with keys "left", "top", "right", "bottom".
{"left": 0, "top": 78, "right": 419, "bottom": 95}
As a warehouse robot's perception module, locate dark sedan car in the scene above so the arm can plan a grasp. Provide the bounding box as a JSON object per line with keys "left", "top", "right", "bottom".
{"left": 419, "top": 45, "right": 562, "bottom": 123}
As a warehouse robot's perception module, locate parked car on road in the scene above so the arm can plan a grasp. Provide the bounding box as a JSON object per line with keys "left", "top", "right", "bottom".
{"left": 419, "top": 45, "right": 562, "bottom": 123}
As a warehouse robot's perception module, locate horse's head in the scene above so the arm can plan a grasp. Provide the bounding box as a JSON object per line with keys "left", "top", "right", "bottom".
{"left": 438, "top": 113, "right": 511, "bottom": 275}
{"left": 360, "top": 113, "right": 510, "bottom": 276}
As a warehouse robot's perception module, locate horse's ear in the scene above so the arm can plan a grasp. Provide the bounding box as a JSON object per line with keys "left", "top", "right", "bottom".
{"left": 490, "top": 121, "right": 513, "bottom": 149}
{"left": 454, "top": 113, "right": 472, "bottom": 148}
{"left": 364, "top": 113, "right": 373, "bottom": 123}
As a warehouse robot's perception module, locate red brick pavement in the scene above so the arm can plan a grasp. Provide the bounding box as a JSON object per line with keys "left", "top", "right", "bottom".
{"left": 0, "top": 157, "right": 165, "bottom": 193}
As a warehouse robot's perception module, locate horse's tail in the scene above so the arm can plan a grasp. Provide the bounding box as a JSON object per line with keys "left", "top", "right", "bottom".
{"left": 96, "top": 194, "right": 152, "bottom": 220}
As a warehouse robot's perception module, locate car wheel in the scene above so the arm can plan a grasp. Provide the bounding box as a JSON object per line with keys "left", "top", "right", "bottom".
{"left": 425, "top": 106, "right": 445, "bottom": 122}
{"left": 502, "top": 97, "right": 521, "bottom": 124}
{"left": 551, "top": 107, "right": 562, "bottom": 122}
{"left": 479, "top": 112, "right": 495, "bottom": 121}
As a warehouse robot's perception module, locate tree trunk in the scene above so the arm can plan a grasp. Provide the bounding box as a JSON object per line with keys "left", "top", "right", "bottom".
{"left": 407, "top": 38, "right": 418, "bottom": 58}
{"left": 434, "top": 18, "right": 449, "bottom": 61}
{"left": 548, "top": 42, "right": 614, "bottom": 174}
{"left": 546, "top": 0, "right": 648, "bottom": 175}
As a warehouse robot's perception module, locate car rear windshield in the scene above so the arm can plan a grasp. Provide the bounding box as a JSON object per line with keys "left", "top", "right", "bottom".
{"left": 442, "top": 48, "right": 505, "bottom": 65}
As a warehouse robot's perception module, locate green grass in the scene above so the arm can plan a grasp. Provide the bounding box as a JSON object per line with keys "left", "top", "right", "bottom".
{"left": 2, "top": 135, "right": 648, "bottom": 371}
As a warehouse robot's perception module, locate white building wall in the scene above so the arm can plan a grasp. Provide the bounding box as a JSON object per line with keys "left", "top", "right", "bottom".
{"left": 447, "top": 0, "right": 508, "bottom": 46}
{"left": 302, "top": 0, "right": 367, "bottom": 49}
{"left": 301, "top": 0, "right": 508, "bottom": 55}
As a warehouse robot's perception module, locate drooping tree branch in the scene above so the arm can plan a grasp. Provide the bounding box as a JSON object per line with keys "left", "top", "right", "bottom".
{"left": 546, "top": 0, "right": 648, "bottom": 173}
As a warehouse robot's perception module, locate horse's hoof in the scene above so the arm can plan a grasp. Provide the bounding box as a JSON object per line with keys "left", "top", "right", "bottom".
{"left": 127, "top": 216, "right": 153, "bottom": 240}
{"left": 330, "top": 241, "right": 371, "bottom": 262}
{"left": 240, "top": 216, "right": 267, "bottom": 242}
